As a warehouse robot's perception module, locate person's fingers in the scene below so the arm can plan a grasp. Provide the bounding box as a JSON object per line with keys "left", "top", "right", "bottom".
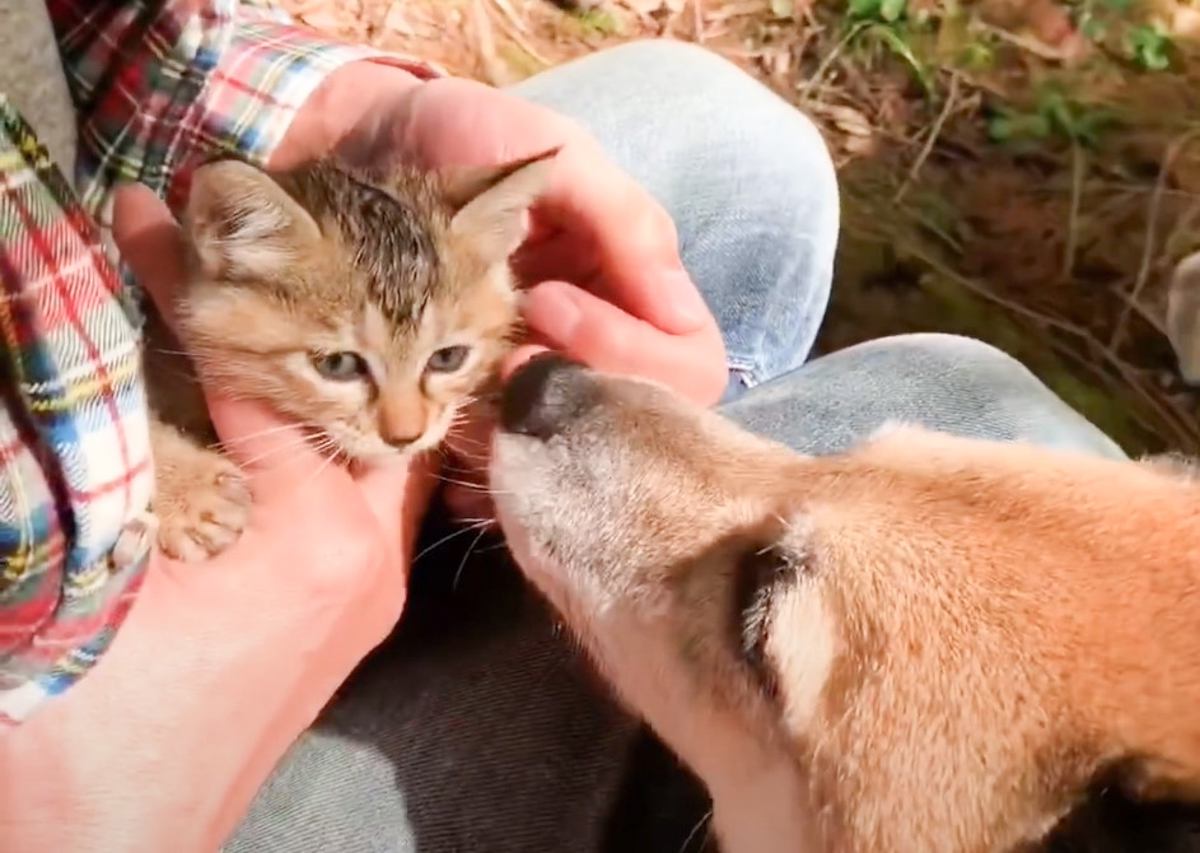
{"left": 111, "top": 183, "right": 187, "bottom": 332}
{"left": 510, "top": 229, "right": 595, "bottom": 290}
{"left": 500, "top": 344, "right": 552, "bottom": 381}
{"left": 533, "top": 145, "right": 711, "bottom": 337}
{"left": 392, "top": 80, "right": 710, "bottom": 337}
{"left": 520, "top": 281, "right": 727, "bottom": 405}
{"left": 392, "top": 78, "right": 565, "bottom": 170}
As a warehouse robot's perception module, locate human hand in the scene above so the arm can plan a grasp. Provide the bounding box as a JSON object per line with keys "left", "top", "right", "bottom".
{"left": 338, "top": 74, "right": 726, "bottom": 402}
{"left": 1, "top": 185, "right": 434, "bottom": 852}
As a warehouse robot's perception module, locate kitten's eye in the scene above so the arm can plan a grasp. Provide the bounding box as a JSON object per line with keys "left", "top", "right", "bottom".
{"left": 427, "top": 345, "right": 471, "bottom": 374}
{"left": 311, "top": 351, "right": 369, "bottom": 381}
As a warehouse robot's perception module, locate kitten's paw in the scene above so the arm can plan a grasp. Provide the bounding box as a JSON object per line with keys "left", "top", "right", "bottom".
{"left": 154, "top": 446, "right": 251, "bottom": 562}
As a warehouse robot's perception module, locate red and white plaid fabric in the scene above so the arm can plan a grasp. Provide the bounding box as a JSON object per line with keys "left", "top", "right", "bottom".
{"left": 0, "top": 0, "right": 440, "bottom": 725}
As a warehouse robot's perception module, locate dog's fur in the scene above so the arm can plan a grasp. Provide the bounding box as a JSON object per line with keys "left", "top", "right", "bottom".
{"left": 490, "top": 357, "right": 1200, "bottom": 853}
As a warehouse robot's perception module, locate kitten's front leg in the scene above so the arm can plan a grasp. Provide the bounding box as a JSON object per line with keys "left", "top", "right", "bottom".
{"left": 149, "top": 417, "right": 251, "bottom": 561}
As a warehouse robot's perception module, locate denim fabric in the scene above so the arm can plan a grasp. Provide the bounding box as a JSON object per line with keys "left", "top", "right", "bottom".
{"left": 227, "top": 41, "right": 1119, "bottom": 853}
{"left": 513, "top": 41, "right": 838, "bottom": 396}
{"left": 722, "top": 332, "right": 1125, "bottom": 460}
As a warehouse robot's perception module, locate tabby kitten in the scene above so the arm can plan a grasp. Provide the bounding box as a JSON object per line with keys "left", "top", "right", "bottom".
{"left": 144, "top": 151, "right": 555, "bottom": 561}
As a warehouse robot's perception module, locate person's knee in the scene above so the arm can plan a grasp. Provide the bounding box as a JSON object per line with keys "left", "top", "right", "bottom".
{"left": 849, "top": 333, "right": 1057, "bottom": 405}
{"left": 723, "top": 333, "right": 1126, "bottom": 460}
{"left": 600, "top": 40, "right": 835, "bottom": 180}
{"left": 551, "top": 40, "right": 834, "bottom": 184}
{"left": 838, "top": 334, "right": 1126, "bottom": 458}
{"left": 881, "top": 333, "right": 1032, "bottom": 381}
{"left": 595, "top": 43, "right": 838, "bottom": 387}
{"left": 592, "top": 39, "right": 757, "bottom": 92}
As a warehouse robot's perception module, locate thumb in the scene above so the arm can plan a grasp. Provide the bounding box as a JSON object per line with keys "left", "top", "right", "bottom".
{"left": 111, "top": 183, "right": 186, "bottom": 329}
{"left": 520, "top": 280, "right": 727, "bottom": 406}
{"left": 111, "top": 183, "right": 343, "bottom": 497}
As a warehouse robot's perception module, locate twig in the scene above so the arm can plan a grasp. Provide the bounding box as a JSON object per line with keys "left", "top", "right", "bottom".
{"left": 1046, "top": 333, "right": 1198, "bottom": 452}
{"left": 1062, "top": 142, "right": 1085, "bottom": 281}
{"left": 1112, "top": 279, "right": 1168, "bottom": 338}
{"left": 800, "top": 20, "right": 868, "bottom": 103}
{"left": 488, "top": 0, "right": 554, "bottom": 66}
{"left": 472, "top": 0, "right": 506, "bottom": 85}
{"left": 1112, "top": 128, "right": 1200, "bottom": 350}
{"left": 975, "top": 20, "right": 1079, "bottom": 61}
{"left": 491, "top": 0, "right": 529, "bottom": 33}
{"left": 868, "top": 225, "right": 1200, "bottom": 449}
{"left": 894, "top": 72, "right": 959, "bottom": 204}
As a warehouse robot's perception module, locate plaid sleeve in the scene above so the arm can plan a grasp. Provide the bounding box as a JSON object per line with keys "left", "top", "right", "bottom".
{"left": 0, "top": 1, "right": 440, "bottom": 723}
{"left": 0, "top": 96, "right": 154, "bottom": 726}
{"left": 49, "top": 0, "right": 443, "bottom": 218}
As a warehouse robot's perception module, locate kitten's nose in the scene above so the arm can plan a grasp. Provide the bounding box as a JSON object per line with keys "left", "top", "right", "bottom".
{"left": 501, "top": 353, "right": 598, "bottom": 441}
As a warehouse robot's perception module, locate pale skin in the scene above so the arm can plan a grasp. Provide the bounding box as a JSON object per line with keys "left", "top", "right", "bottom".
{"left": 0, "top": 59, "right": 725, "bottom": 849}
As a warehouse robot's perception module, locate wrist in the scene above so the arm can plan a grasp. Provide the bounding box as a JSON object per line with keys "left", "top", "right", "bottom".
{"left": 270, "top": 60, "right": 423, "bottom": 171}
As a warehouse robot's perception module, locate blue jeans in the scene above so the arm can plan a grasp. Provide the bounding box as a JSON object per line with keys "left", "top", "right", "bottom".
{"left": 228, "top": 41, "right": 1121, "bottom": 853}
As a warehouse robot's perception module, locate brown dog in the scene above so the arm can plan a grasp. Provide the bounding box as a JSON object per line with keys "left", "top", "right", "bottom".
{"left": 489, "top": 354, "right": 1200, "bottom": 853}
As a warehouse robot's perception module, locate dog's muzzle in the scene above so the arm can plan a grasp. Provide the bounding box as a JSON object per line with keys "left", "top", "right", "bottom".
{"left": 501, "top": 353, "right": 601, "bottom": 441}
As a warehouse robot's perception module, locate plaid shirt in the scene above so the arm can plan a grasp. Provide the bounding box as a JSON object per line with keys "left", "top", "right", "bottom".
{"left": 0, "top": 0, "right": 439, "bottom": 726}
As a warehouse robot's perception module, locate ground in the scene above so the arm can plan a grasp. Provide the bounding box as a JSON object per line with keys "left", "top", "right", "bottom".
{"left": 283, "top": 0, "right": 1200, "bottom": 454}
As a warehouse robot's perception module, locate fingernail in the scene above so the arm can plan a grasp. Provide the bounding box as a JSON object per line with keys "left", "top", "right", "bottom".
{"left": 662, "top": 269, "right": 709, "bottom": 328}
{"left": 520, "top": 283, "right": 582, "bottom": 345}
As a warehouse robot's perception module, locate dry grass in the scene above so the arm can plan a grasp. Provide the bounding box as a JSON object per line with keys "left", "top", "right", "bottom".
{"left": 282, "top": 0, "right": 1200, "bottom": 454}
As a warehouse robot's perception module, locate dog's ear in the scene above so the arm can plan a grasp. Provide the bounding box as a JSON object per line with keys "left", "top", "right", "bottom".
{"left": 731, "top": 514, "right": 815, "bottom": 702}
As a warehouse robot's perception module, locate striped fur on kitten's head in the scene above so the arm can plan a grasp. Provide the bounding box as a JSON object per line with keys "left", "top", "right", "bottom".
{"left": 176, "top": 152, "right": 553, "bottom": 461}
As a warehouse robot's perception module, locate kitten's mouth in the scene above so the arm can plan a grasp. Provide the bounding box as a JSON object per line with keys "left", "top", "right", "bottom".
{"left": 304, "top": 420, "right": 447, "bottom": 469}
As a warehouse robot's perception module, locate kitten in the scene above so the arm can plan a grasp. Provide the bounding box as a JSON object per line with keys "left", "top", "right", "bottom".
{"left": 143, "top": 151, "right": 555, "bottom": 561}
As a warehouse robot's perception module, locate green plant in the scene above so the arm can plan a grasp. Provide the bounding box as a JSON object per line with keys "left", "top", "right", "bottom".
{"left": 1128, "top": 23, "right": 1171, "bottom": 71}
{"left": 848, "top": 0, "right": 906, "bottom": 22}
{"left": 843, "top": 0, "right": 934, "bottom": 94}
{"left": 575, "top": 7, "right": 620, "bottom": 35}
{"left": 1072, "top": 0, "right": 1131, "bottom": 41}
{"left": 987, "top": 86, "right": 1114, "bottom": 148}
{"left": 957, "top": 40, "right": 994, "bottom": 71}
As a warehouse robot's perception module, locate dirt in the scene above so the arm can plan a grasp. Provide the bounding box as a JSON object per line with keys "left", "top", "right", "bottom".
{"left": 282, "top": 0, "right": 1200, "bottom": 455}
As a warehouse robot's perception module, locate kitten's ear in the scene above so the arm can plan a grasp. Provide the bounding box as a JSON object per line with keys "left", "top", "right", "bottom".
{"left": 444, "top": 148, "right": 559, "bottom": 265}
{"left": 185, "top": 159, "right": 321, "bottom": 281}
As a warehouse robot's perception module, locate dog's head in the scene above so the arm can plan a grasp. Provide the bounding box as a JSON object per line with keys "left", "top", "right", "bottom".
{"left": 489, "top": 355, "right": 836, "bottom": 850}
{"left": 491, "top": 355, "right": 817, "bottom": 708}
{"left": 489, "top": 354, "right": 1200, "bottom": 853}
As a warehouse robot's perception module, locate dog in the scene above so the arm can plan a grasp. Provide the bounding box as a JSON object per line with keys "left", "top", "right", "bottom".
{"left": 488, "top": 353, "right": 1200, "bottom": 853}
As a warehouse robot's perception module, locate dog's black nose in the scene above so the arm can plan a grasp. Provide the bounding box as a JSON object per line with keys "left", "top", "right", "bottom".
{"left": 501, "top": 353, "right": 597, "bottom": 440}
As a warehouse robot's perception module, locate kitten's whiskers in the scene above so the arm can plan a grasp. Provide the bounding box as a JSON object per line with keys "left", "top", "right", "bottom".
{"left": 434, "top": 474, "right": 495, "bottom": 493}
{"left": 214, "top": 421, "right": 311, "bottom": 449}
{"left": 452, "top": 522, "right": 493, "bottom": 591}
{"left": 413, "top": 518, "right": 494, "bottom": 564}
{"left": 228, "top": 431, "right": 330, "bottom": 470}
